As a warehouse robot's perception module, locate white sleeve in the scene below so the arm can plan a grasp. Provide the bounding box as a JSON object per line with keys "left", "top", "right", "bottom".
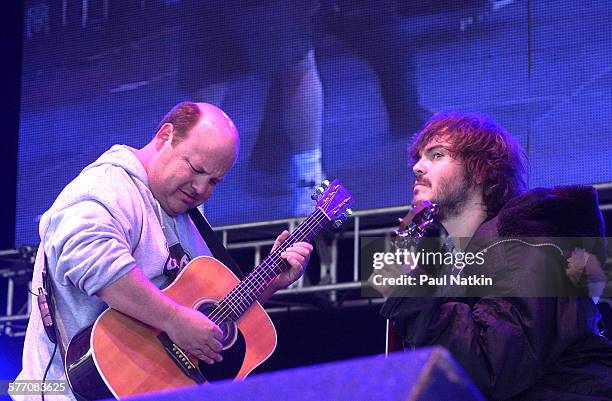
{"left": 43, "top": 199, "right": 140, "bottom": 296}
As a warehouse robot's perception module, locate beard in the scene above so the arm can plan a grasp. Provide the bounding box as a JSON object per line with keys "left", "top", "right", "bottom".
{"left": 430, "top": 170, "right": 471, "bottom": 221}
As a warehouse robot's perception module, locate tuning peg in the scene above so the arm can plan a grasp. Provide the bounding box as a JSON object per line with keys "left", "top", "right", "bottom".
{"left": 310, "top": 185, "right": 326, "bottom": 200}
{"left": 338, "top": 209, "right": 353, "bottom": 220}
{"left": 332, "top": 219, "right": 343, "bottom": 229}
{"left": 320, "top": 179, "right": 330, "bottom": 189}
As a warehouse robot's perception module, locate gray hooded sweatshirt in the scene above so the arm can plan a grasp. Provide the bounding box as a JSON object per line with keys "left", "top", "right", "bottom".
{"left": 14, "top": 145, "right": 211, "bottom": 401}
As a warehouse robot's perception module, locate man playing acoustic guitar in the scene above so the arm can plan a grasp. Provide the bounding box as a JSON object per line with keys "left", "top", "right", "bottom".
{"left": 380, "top": 112, "right": 612, "bottom": 400}
{"left": 15, "top": 102, "right": 313, "bottom": 401}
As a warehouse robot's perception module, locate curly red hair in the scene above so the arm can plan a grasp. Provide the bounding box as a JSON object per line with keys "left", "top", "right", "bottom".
{"left": 410, "top": 112, "right": 527, "bottom": 216}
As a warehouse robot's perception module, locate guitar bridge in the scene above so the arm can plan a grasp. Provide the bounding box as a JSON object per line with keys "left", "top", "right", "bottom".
{"left": 157, "top": 332, "right": 206, "bottom": 384}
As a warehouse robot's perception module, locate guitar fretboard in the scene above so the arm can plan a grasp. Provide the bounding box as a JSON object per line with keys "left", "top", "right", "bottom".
{"left": 207, "top": 208, "right": 329, "bottom": 325}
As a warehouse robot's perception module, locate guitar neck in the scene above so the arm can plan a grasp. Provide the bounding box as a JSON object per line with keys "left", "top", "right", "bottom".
{"left": 209, "top": 208, "right": 328, "bottom": 324}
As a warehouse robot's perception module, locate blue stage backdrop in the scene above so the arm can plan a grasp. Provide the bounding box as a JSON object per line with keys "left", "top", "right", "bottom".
{"left": 15, "top": 0, "right": 612, "bottom": 246}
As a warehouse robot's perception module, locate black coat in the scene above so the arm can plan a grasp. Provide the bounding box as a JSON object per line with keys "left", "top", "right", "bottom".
{"left": 381, "top": 186, "right": 612, "bottom": 400}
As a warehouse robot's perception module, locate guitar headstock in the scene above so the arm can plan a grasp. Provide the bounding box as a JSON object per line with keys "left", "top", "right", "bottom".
{"left": 396, "top": 200, "right": 438, "bottom": 241}
{"left": 311, "top": 179, "right": 354, "bottom": 228}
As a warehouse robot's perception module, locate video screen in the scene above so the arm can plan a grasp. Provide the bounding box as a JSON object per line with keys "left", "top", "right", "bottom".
{"left": 15, "top": 0, "right": 612, "bottom": 246}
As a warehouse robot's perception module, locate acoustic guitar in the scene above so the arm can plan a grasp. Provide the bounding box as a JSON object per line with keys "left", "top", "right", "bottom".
{"left": 385, "top": 200, "right": 438, "bottom": 355}
{"left": 64, "top": 179, "right": 354, "bottom": 400}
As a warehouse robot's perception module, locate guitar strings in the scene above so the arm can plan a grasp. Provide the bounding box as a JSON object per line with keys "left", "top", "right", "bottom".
{"left": 208, "top": 208, "right": 327, "bottom": 324}
{"left": 229, "top": 208, "right": 327, "bottom": 307}
{"left": 223, "top": 208, "right": 324, "bottom": 299}
{"left": 207, "top": 207, "right": 329, "bottom": 324}
{"left": 208, "top": 215, "right": 318, "bottom": 324}
{"left": 232, "top": 211, "right": 326, "bottom": 308}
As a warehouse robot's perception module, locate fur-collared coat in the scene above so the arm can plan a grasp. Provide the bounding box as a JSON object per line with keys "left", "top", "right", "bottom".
{"left": 381, "top": 186, "right": 612, "bottom": 401}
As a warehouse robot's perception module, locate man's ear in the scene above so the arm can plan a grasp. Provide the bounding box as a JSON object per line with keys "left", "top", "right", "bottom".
{"left": 154, "top": 123, "right": 174, "bottom": 150}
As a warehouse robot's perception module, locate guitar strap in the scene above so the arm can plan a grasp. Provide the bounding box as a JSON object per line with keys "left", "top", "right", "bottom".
{"left": 42, "top": 252, "right": 89, "bottom": 401}
{"left": 41, "top": 253, "right": 67, "bottom": 359}
{"left": 187, "top": 208, "right": 245, "bottom": 280}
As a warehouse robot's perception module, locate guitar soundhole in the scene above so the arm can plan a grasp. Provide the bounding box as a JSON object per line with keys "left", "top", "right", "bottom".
{"left": 196, "top": 301, "right": 237, "bottom": 349}
{"left": 195, "top": 300, "right": 246, "bottom": 382}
